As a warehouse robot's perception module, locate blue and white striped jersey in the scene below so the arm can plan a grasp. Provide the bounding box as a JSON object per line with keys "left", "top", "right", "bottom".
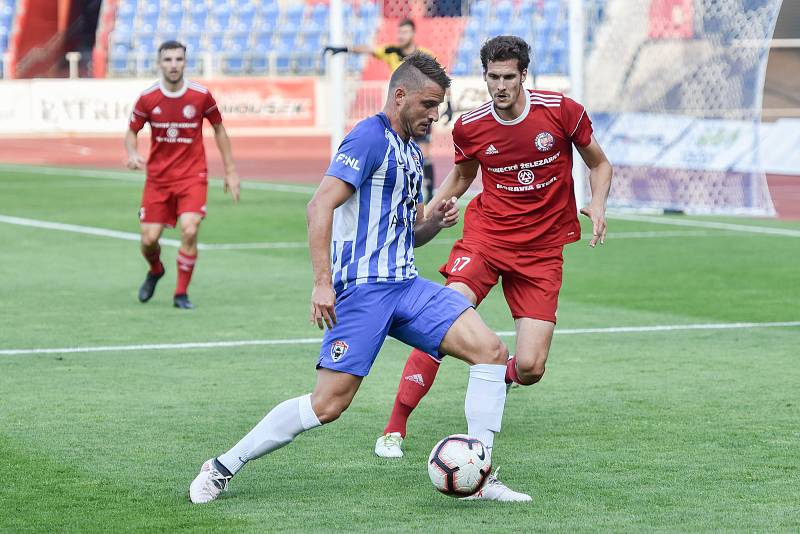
{"left": 325, "top": 113, "right": 424, "bottom": 294}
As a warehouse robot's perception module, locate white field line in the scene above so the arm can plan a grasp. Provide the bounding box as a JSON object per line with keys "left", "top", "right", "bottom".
{"left": 611, "top": 213, "right": 800, "bottom": 237}
{"left": 0, "top": 163, "right": 318, "bottom": 194}
{"left": 4, "top": 164, "right": 798, "bottom": 237}
{"left": 1, "top": 321, "right": 797, "bottom": 357}
{"left": 0, "top": 214, "right": 739, "bottom": 250}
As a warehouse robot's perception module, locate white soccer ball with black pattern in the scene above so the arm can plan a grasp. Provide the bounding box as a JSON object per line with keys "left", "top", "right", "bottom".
{"left": 427, "top": 434, "right": 491, "bottom": 497}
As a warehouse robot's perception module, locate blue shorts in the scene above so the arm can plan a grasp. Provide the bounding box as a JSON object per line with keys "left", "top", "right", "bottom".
{"left": 317, "top": 277, "right": 473, "bottom": 377}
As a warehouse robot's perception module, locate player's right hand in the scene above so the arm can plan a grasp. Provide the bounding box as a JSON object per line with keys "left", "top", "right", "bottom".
{"left": 126, "top": 154, "right": 145, "bottom": 170}
{"left": 310, "top": 283, "right": 337, "bottom": 330}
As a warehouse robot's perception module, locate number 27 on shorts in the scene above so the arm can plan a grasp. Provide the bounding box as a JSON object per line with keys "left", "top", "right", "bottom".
{"left": 451, "top": 256, "right": 471, "bottom": 273}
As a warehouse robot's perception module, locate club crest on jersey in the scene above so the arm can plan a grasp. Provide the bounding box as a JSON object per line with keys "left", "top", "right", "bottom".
{"left": 330, "top": 340, "right": 349, "bottom": 362}
{"left": 183, "top": 105, "right": 196, "bottom": 119}
{"left": 167, "top": 127, "right": 179, "bottom": 138}
{"left": 517, "top": 169, "right": 534, "bottom": 185}
{"left": 535, "top": 131, "right": 555, "bottom": 152}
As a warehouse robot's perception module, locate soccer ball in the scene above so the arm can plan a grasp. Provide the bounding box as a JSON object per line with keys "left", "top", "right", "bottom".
{"left": 427, "top": 434, "right": 491, "bottom": 497}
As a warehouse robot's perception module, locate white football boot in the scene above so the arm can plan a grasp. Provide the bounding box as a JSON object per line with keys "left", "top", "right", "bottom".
{"left": 462, "top": 468, "right": 532, "bottom": 502}
{"left": 189, "top": 459, "right": 232, "bottom": 504}
{"left": 374, "top": 432, "right": 404, "bottom": 458}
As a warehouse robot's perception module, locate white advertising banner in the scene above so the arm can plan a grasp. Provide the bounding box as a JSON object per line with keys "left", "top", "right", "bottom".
{"left": 599, "top": 113, "right": 695, "bottom": 167}
{"left": 657, "top": 119, "right": 763, "bottom": 172}
{"left": 734, "top": 119, "right": 800, "bottom": 175}
{"left": 0, "top": 80, "right": 33, "bottom": 133}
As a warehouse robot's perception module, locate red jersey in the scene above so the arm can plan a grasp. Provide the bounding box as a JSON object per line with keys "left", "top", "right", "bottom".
{"left": 453, "top": 89, "right": 593, "bottom": 250}
{"left": 129, "top": 80, "right": 223, "bottom": 183}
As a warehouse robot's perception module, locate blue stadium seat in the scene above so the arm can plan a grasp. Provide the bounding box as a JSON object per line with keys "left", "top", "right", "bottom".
{"left": 190, "top": 2, "right": 207, "bottom": 18}
{"left": 254, "top": 30, "right": 274, "bottom": 47}
{"left": 275, "top": 46, "right": 293, "bottom": 75}
{"left": 250, "top": 44, "right": 270, "bottom": 73}
{"left": 223, "top": 44, "right": 245, "bottom": 74}
{"left": 182, "top": 33, "right": 202, "bottom": 53}
{"left": 451, "top": 60, "right": 469, "bottom": 76}
{"left": 211, "top": 2, "right": 231, "bottom": 16}
{"left": 161, "top": 19, "right": 180, "bottom": 35}
{"left": 495, "top": 1, "right": 513, "bottom": 24}
{"left": 109, "top": 52, "right": 130, "bottom": 74}
{"left": 486, "top": 20, "right": 503, "bottom": 39}
{"left": 230, "top": 31, "right": 250, "bottom": 49}
{"left": 471, "top": 0, "right": 489, "bottom": 18}
{"left": 141, "top": 11, "right": 158, "bottom": 28}
{"left": 310, "top": 3, "right": 328, "bottom": 25}
{"left": 110, "top": 29, "right": 133, "bottom": 46}
{"left": 209, "top": 13, "right": 231, "bottom": 32}
{"left": 277, "top": 27, "right": 298, "bottom": 49}
{"left": 189, "top": 11, "right": 207, "bottom": 28}
{"left": 138, "top": 39, "right": 157, "bottom": 54}
{"left": 518, "top": 0, "right": 536, "bottom": 18}
{"left": 284, "top": 4, "right": 304, "bottom": 25}
{"left": 302, "top": 28, "right": 323, "bottom": 50}
{"left": 142, "top": 0, "right": 159, "bottom": 16}
{"left": 509, "top": 21, "right": 528, "bottom": 40}
{"left": 359, "top": 2, "right": 378, "bottom": 20}
{"left": 165, "top": 2, "right": 182, "bottom": 19}
{"left": 208, "top": 32, "right": 225, "bottom": 52}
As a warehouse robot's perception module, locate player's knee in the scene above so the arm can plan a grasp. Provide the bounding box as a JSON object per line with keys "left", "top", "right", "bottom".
{"left": 141, "top": 233, "right": 159, "bottom": 248}
{"left": 516, "top": 358, "right": 546, "bottom": 385}
{"left": 181, "top": 224, "right": 199, "bottom": 243}
{"left": 478, "top": 336, "right": 508, "bottom": 366}
{"left": 311, "top": 394, "right": 352, "bottom": 424}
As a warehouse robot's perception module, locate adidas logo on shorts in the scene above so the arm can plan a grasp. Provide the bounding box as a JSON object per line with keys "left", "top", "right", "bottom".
{"left": 485, "top": 144, "right": 499, "bottom": 155}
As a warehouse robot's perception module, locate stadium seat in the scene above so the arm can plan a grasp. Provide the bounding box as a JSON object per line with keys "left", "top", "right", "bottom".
{"left": 223, "top": 44, "right": 246, "bottom": 74}
{"left": 277, "top": 27, "right": 298, "bottom": 49}
{"left": 359, "top": 2, "right": 378, "bottom": 21}
{"left": 471, "top": 0, "right": 489, "bottom": 18}
{"left": 284, "top": 4, "right": 304, "bottom": 25}
{"left": 486, "top": 20, "right": 503, "bottom": 39}
{"left": 250, "top": 46, "right": 270, "bottom": 73}
{"left": 230, "top": 31, "right": 250, "bottom": 49}
{"left": 142, "top": 0, "right": 159, "bottom": 17}
{"left": 254, "top": 30, "right": 274, "bottom": 48}
{"left": 495, "top": 1, "right": 513, "bottom": 24}
{"left": 165, "top": 3, "right": 182, "bottom": 19}
{"left": 509, "top": 21, "right": 528, "bottom": 40}
{"left": 209, "top": 13, "right": 231, "bottom": 32}
{"left": 518, "top": 0, "right": 536, "bottom": 19}
{"left": 302, "top": 28, "right": 323, "bottom": 50}
{"left": 161, "top": 19, "right": 180, "bottom": 35}
{"left": 310, "top": 3, "right": 328, "bottom": 25}
{"left": 451, "top": 60, "right": 469, "bottom": 76}
{"left": 207, "top": 32, "right": 225, "bottom": 52}
{"left": 182, "top": 33, "right": 202, "bottom": 53}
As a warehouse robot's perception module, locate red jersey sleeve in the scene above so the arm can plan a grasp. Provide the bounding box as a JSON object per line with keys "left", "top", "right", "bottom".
{"left": 452, "top": 119, "right": 475, "bottom": 164}
{"left": 561, "top": 96, "right": 593, "bottom": 147}
{"left": 129, "top": 96, "right": 148, "bottom": 132}
{"left": 203, "top": 91, "right": 223, "bottom": 125}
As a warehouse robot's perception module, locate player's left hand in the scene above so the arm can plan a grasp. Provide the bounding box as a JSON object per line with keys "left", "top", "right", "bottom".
{"left": 580, "top": 204, "right": 607, "bottom": 247}
{"left": 224, "top": 170, "right": 240, "bottom": 203}
{"left": 430, "top": 196, "right": 459, "bottom": 228}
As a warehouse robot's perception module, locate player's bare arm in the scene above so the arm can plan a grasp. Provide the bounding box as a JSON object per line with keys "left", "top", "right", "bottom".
{"left": 123, "top": 128, "right": 144, "bottom": 170}
{"left": 306, "top": 176, "right": 354, "bottom": 330}
{"left": 423, "top": 159, "right": 480, "bottom": 220}
{"left": 212, "top": 122, "right": 240, "bottom": 203}
{"left": 414, "top": 196, "right": 459, "bottom": 246}
{"left": 577, "top": 135, "right": 613, "bottom": 247}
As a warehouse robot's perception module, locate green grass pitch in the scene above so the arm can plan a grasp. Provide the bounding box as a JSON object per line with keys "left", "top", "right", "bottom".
{"left": 0, "top": 165, "right": 798, "bottom": 532}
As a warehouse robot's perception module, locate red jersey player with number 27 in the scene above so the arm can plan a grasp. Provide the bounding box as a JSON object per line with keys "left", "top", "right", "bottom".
{"left": 125, "top": 40, "right": 239, "bottom": 309}
{"left": 374, "top": 36, "right": 614, "bottom": 472}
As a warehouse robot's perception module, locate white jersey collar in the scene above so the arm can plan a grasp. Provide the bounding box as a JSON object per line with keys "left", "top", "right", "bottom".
{"left": 491, "top": 90, "right": 530, "bottom": 126}
{"left": 159, "top": 78, "right": 189, "bottom": 98}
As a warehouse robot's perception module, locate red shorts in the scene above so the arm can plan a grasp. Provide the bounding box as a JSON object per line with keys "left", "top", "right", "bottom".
{"left": 438, "top": 239, "right": 564, "bottom": 323}
{"left": 139, "top": 179, "right": 207, "bottom": 228}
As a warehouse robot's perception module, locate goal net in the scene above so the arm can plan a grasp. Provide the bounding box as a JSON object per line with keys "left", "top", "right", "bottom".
{"left": 583, "top": 0, "right": 783, "bottom": 215}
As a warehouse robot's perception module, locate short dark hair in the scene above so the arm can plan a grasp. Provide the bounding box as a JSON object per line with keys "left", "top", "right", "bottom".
{"left": 389, "top": 51, "right": 451, "bottom": 92}
{"left": 398, "top": 18, "right": 415, "bottom": 31}
{"left": 480, "top": 35, "right": 530, "bottom": 73}
{"left": 158, "top": 40, "right": 186, "bottom": 56}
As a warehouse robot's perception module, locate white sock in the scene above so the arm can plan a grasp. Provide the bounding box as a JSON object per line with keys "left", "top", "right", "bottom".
{"left": 464, "top": 364, "right": 507, "bottom": 451}
{"left": 217, "top": 393, "right": 321, "bottom": 475}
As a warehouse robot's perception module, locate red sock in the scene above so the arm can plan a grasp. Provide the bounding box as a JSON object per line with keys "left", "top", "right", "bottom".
{"left": 384, "top": 348, "right": 441, "bottom": 437}
{"left": 143, "top": 245, "right": 164, "bottom": 275}
{"left": 175, "top": 251, "right": 197, "bottom": 295}
{"left": 505, "top": 355, "right": 521, "bottom": 385}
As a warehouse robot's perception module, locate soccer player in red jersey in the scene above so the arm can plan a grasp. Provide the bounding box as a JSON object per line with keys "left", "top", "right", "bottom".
{"left": 374, "top": 36, "right": 614, "bottom": 462}
{"left": 124, "top": 41, "right": 239, "bottom": 309}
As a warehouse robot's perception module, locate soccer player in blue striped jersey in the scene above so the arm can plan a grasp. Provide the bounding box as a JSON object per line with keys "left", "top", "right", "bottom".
{"left": 189, "top": 52, "right": 531, "bottom": 504}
